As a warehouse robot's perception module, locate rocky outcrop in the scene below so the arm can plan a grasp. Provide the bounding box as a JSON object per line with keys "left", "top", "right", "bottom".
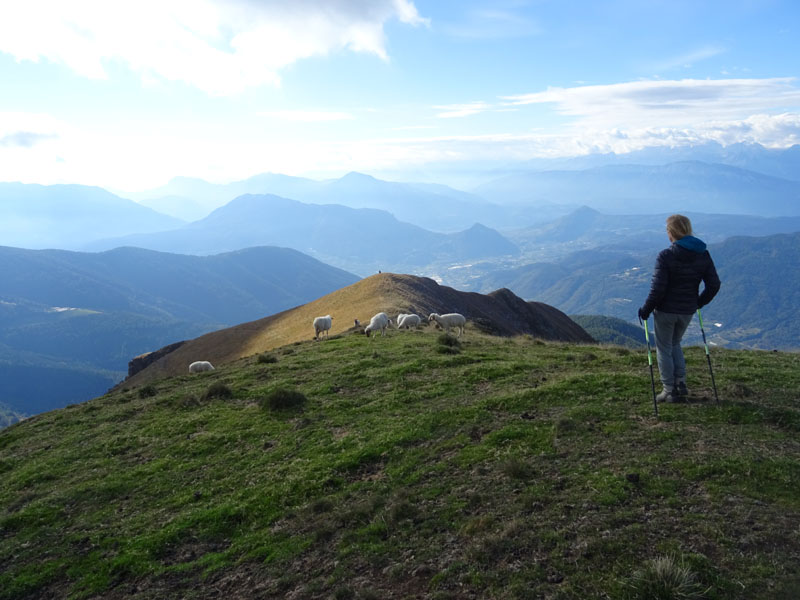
{"left": 127, "top": 341, "right": 186, "bottom": 378}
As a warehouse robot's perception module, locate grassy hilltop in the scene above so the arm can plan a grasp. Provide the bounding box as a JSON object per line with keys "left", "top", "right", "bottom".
{"left": 1, "top": 328, "right": 799, "bottom": 599}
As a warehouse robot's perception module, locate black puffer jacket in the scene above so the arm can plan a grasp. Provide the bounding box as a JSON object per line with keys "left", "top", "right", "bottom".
{"left": 640, "top": 235, "right": 721, "bottom": 316}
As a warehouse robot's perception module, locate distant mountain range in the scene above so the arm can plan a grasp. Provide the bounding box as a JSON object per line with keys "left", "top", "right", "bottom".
{"left": 0, "top": 183, "right": 183, "bottom": 249}
{"left": 85, "top": 194, "right": 521, "bottom": 276}
{"left": 474, "top": 161, "right": 800, "bottom": 216}
{"left": 520, "top": 141, "right": 800, "bottom": 182}
{"left": 126, "top": 171, "right": 511, "bottom": 231}
{"left": 503, "top": 206, "right": 800, "bottom": 259}
{"left": 473, "top": 232, "right": 800, "bottom": 350}
{"left": 0, "top": 245, "right": 359, "bottom": 418}
{"left": 124, "top": 143, "right": 800, "bottom": 221}
{"left": 6, "top": 147, "right": 800, "bottom": 258}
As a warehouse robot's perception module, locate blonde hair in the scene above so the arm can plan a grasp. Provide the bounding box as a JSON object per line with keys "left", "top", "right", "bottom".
{"left": 666, "top": 214, "right": 692, "bottom": 240}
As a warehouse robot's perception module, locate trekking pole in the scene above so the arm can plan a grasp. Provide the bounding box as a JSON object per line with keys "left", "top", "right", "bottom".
{"left": 640, "top": 316, "right": 658, "bottom": 418}
{"left": 696, "top": 309, "right": 720, "bottom": 404}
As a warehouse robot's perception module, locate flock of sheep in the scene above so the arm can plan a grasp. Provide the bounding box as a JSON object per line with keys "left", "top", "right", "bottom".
{"left": 314, "top": 311, "right": 466, "bottom": 339}
{"left": 189, "top": 311, "right": 466, "bottom": 373}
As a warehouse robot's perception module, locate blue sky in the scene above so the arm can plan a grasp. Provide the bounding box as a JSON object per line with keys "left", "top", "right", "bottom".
{"left": 1, "top": 0, "right": 799, "bottom": 191}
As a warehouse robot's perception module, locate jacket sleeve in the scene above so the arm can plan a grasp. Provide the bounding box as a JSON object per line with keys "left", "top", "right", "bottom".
{"left": 641, "top": 251, "right": 669, "bottom": 315}
{"left": 697, "top": 253, "right": 721, "bottom": 309}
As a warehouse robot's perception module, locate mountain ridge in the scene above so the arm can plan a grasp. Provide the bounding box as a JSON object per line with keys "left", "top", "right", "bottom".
{"left": 85, "top": 194, "right": 521, "bottom": 276}
{"left": 119, "top": 273, "right": 594, "bottom": 389}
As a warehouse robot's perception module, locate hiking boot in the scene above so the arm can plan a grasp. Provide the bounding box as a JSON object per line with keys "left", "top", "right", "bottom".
{"left": 656, "top": 387, "right": 678, "bottom": 403}
{"left": 676, "top": 381, "right": 689, "bottom": 400}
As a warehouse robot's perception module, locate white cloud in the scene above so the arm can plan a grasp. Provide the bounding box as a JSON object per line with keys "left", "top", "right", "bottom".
{"left": 0, "top": 131, "right": 58, "bottom": 147}
{"left": 0, "top": 0, "right": 428, "bottom": 95}
{"left": 648, "top": 45, "right": 726, "bottom": 72}
{"left": 434, "top": 101, "right": 495, "bottom": 118}
{"left": 502, "top": 78, "right": 800, "bottom": 128}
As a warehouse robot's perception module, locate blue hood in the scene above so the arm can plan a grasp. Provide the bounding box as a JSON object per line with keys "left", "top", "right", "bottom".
{"left": 675, "top": 235, "right": 707, "bottom": 253}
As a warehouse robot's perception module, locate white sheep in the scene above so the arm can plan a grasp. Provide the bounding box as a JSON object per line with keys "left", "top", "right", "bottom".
{"left": 428, "top": 313, "right": 466, "bottom": 337}
{"left": 364, "top": 312, "right": 390, "bottom": 337}
{"left": 313, "top": 315, "right": 333, "bottom": 339}
{"left": 189, "top": 360, "right": 215, "bottom": 373}
{"left": 397, "top": 313, "right": 422, "bottom": 329}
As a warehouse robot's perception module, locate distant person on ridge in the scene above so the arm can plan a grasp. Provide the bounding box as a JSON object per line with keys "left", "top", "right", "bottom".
{"left": 638, "top": 214, "right": 721, "bottom": 403}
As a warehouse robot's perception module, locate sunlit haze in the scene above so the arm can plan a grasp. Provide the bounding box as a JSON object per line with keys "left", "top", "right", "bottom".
{"left": 1, "top": 0, "right": 798, "bottom": 191}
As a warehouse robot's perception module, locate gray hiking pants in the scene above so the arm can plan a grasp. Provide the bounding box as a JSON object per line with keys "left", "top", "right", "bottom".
{"left": 653, "top": 310, "right": 693, "bottom": 390}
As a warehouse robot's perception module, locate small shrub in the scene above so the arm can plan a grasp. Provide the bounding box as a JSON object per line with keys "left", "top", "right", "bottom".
{"left": 438, "top": 334, "right": 460, "bottom": 348}
{"left": 622, "top": 555, "right": 709, "bottom": 600}
{"left": 257, "top": 353, "right": 278, "bottom": 364}
{"left": 554, "top": 417, "right": 578, "bottom": 434}
{"left": 311, "top": 499, "right": 334, "bottom": 514}
{"left": 180, "top": 395, "right": 200, "bottom": 409}
{"left": 437, "top": 345, "right": 461, "bottom": 355}
{"left": 501, "top": 457, "right": 534, "bottom": 480}
{"left": 729, "top": 383, "right": 754, "bottom": 398}
{"left": 138, "top": 385, "right": 157, "bottom": 399}
{"left": 388, "top": 500, "right": 419, "bottom": 523}
{"left": 333, "top": 587, "right": 355, "bottom": 600}
{"left": 261, "top": 388, "right": 307, "bottom": 411}
{"left": 202, "top": 382, "right": 233, "bottom": 401}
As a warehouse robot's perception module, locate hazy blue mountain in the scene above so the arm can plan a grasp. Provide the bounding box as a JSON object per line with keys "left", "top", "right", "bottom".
{"left": 505, "top": 206, "right": 800, "bottom": 258}
{"left": 0, "top": 183, "right": 184, "bottom": 249}
{"left": 0, "top": 245, "right": 359, "bottom": 417}
{"left": 137, "top": 194, "right": 208, "bottom": 222}
{"left": 474, "top": 161, "right": 800, "bottom": 216}
{"left": 520, "top": 142, "right": 800, "bottom": 182}
{"left": 294, "top": 172, "right": 506, "bottom": 232}
{"left": 123, "top": 173, "right": 314, "bottom": 221}
{"left": 119, "top": 143, "right": 800, "bottom": 228}
{"left": 124, "top": 171, "right": 534, "bottom": 232}
{"left": 86, "top": 194, "right": 520, "bottom": 276}
{"left": 473, "top": 232, "right": 800, "bottom": 350}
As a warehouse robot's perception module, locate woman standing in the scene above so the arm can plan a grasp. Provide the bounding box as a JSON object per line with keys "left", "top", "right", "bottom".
{"left": 638, "top": 215, "right": 721, "bottom": 403}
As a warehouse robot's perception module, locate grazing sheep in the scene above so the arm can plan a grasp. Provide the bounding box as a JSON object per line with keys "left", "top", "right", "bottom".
{"left": 364, "top": 312, "right": 390, "bottom": 337}
{"left": 397, "top": 313, "right": 422, "bottom": 329}
{"left": 428, "top": 312, "right": 466, "bottom": 337}
{"left": 313, "top": 315, "right": 333, "bottom": 339}
{"left": 189, "top": 360, "right": 215, "bottom": 373}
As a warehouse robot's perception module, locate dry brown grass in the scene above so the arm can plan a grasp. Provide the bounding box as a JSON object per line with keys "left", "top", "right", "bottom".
{"left": 120, "top": 273, "right": 419, "bottom": 387}
{"left": 119, "top": 272, "right": 592, "bottom": 388}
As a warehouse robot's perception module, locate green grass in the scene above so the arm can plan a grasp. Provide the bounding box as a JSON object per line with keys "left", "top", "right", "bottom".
{"left": 1, "top": 332, "right": 799, "bottom": 599}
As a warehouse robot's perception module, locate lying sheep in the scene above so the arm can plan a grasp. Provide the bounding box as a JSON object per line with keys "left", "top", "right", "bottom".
{"left": 365, "top": 312, "right": 390, "bottom": 337}
{"left": 189, "top": 360, "right": 215, "bottom": 373}
{"left": 313, "top": 315, "right": 333, "bottom": 339}
{"left": 397, "top": 313, "right": 422, "bottom": 329}
{"left": 428, "top": 312, "right": 466, "bottom": 337}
